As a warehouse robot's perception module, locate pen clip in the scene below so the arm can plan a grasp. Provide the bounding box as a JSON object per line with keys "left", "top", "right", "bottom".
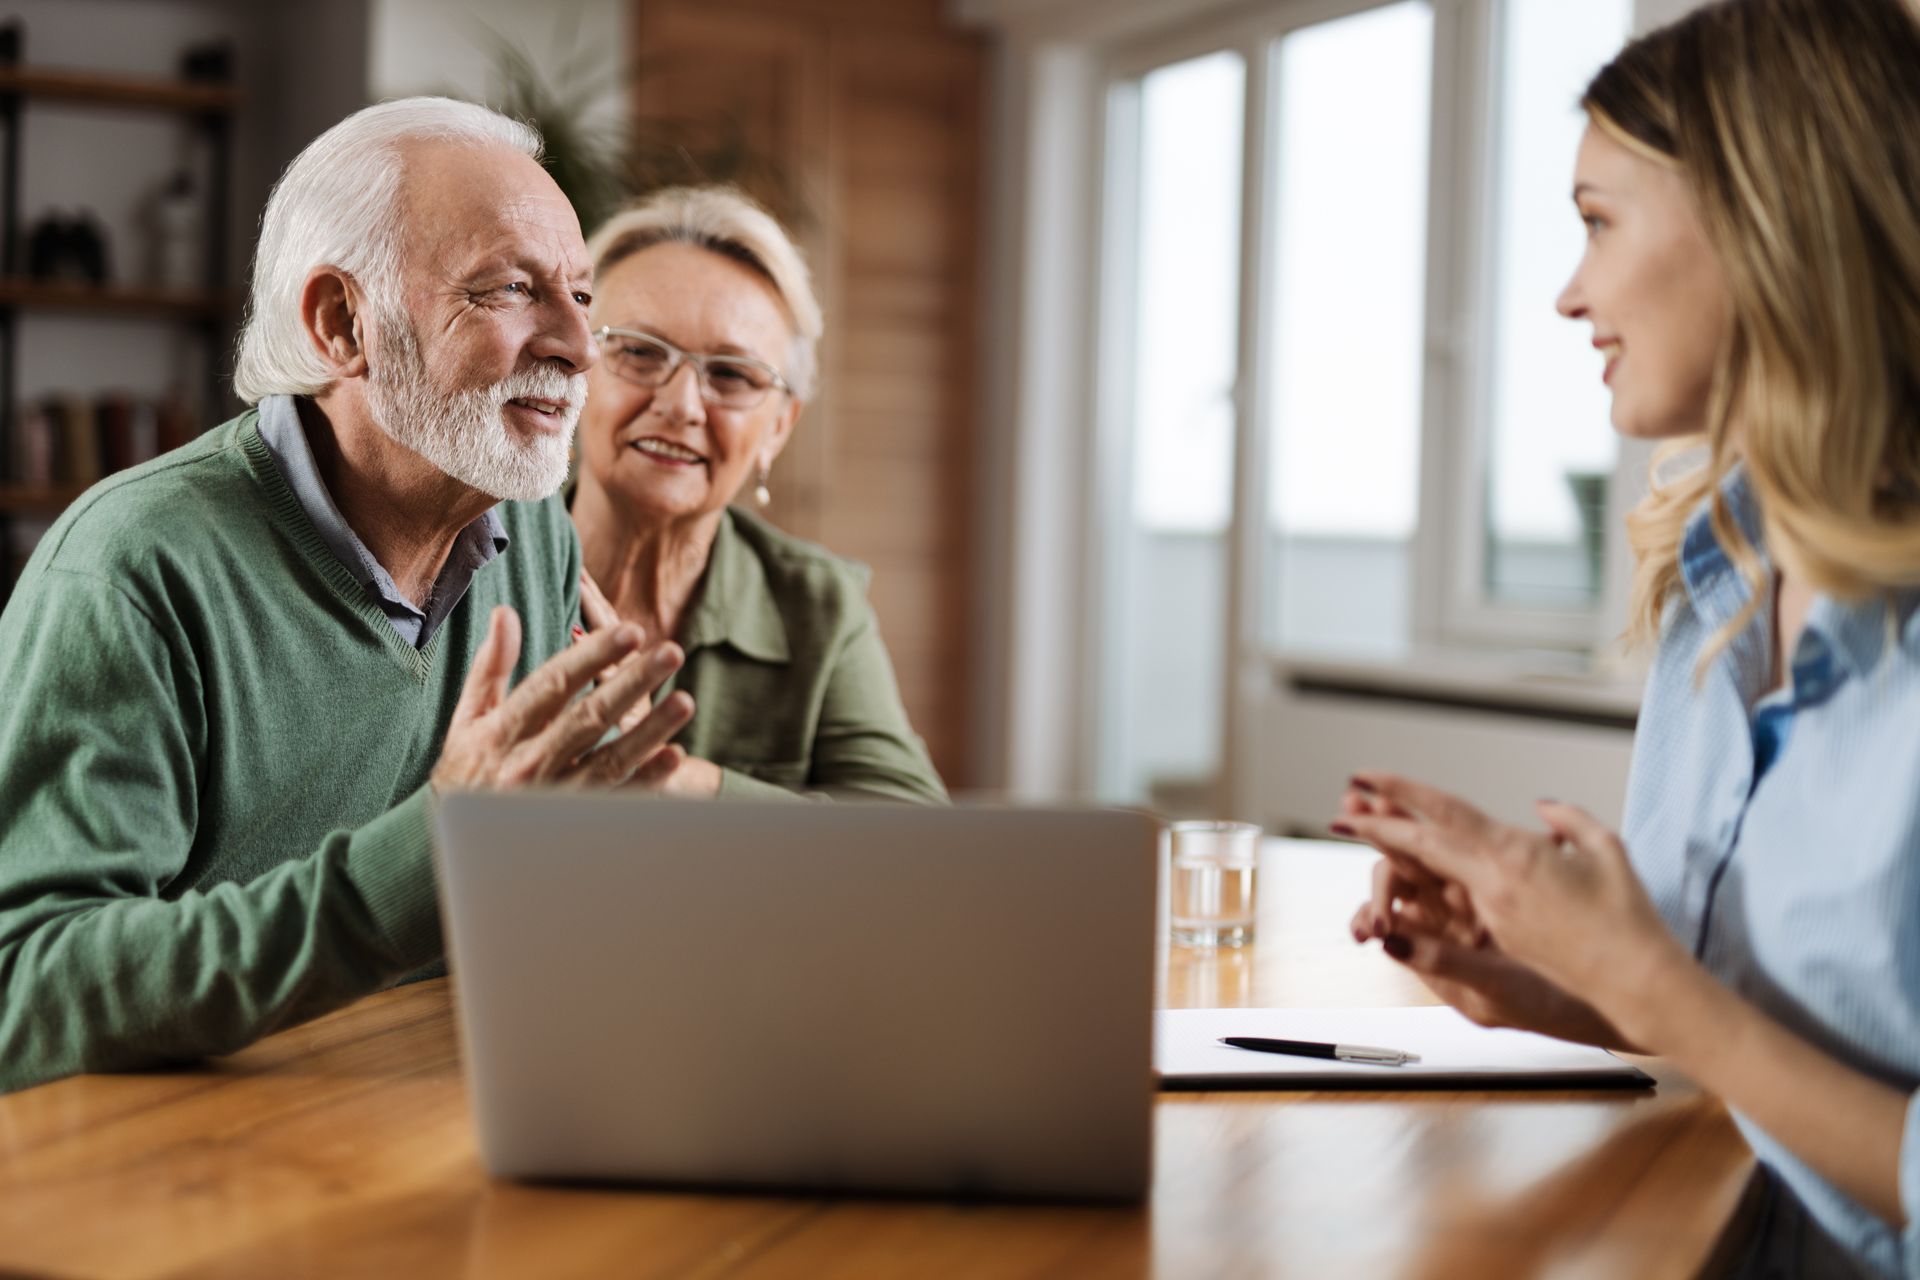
{"left": 1337, "top": 1046, "right": 1419, "bottom": 1066}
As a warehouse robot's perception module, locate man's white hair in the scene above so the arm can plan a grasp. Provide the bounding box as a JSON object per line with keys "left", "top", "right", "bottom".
{"left": 231, "top": 96, "right": 544, "bottom": 405}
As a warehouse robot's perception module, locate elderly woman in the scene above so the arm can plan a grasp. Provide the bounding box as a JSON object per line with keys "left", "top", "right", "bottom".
{"left": 570, "top": 186, "right": 945, "bottom": 804}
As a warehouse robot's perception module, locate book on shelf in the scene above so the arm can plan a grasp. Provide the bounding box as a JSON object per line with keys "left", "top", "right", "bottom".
{"left": 8, "top": 390, "right": 192, "bottom": 490}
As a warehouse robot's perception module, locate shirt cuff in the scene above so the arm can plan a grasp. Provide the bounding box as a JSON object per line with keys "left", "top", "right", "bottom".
{"left": 343, "top": 786, "right": 441, "bottom": 969}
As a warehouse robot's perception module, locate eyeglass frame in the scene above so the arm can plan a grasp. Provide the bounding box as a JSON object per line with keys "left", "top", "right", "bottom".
{"left": 591, "top": 325, "right": 793, "bottom": 408}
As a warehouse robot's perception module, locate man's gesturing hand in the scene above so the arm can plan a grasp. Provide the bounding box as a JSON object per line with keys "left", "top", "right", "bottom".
{"left": 431, "top": 605, "right": 694, "bottom": 791}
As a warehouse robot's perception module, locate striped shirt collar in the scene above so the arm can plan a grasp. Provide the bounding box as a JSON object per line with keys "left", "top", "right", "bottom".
{"left": 1677, "top": 462, "right": 1920, "bottom": 690}
{"left": 255, "top": 394, "right": 508, "bottom": 648}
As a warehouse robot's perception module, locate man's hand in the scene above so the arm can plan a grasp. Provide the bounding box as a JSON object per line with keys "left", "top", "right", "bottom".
{"left": 577, "top": 570, "right": 725, "bottom": 798}
{"left": 432, "top": 605, "right": 694, "bottom": 791}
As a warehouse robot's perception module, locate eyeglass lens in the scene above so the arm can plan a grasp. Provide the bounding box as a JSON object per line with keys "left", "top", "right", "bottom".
{"left": 603, "top": 332, "right": 776, "bottom": 407}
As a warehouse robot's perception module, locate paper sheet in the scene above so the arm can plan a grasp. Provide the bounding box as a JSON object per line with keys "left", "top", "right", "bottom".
{"left": 1156, "top": 1006, "right": 1652, "bottom": 1088}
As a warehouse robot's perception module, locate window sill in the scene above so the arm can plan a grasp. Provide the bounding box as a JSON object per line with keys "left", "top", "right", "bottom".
{"left": 1270, "top": 646, "right": 1643, "bottom": 729}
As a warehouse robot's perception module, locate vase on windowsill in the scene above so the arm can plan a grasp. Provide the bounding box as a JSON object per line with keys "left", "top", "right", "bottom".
{"left": 1564, "top": 469, "right": 1609, "bottom": 601}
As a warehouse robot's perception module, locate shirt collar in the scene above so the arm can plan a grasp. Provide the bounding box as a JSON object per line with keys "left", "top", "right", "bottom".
{"left": 255, "top": 394, "right": 509, "bottom": 614}
{"left": 1680, "top": 460, "right": 1919, "bottom": 688}
{"left": 1679, "top": 463, "right": 1767, "bottom": 620}
{"left": 678, "top": 508, "right": 791, "bottom": 664}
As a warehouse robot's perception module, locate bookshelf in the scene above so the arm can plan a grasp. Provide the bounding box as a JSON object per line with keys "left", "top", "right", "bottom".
{"left": 0, "top": 67, "right": 240, "bottom": 115}
{"left": 0, "top": 277, "right": 231, "bottom": 317}
{"left": 0, "top": 485, "right": 83, "bottom": 515}
{"left": 0, "top": 61, "right": 239, "bottom": 593}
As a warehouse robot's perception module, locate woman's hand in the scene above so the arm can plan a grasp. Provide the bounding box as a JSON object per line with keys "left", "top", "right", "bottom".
{"left": 1335, "top": 773, "right": 1694, "bottom": 1051}
{"left": 1353, "top": 886, "right": 1641, "bottom": 1048}
{"left": 1344, "top": 787, "right": 1485, "bottom": 948}
{"left": 628, "top": 751, "right": 724, "bottom": 798}
{"left": 1342, "top": 789, "right": 1631, "bottom": 1045}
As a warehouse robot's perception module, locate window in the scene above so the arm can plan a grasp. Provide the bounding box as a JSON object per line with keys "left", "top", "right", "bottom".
{"left": 1098, "top": 50, "right": 1245, "bottom": 808}
{"left": 1087, "top": 0, "right": 1643, "bottom": 809}
{"left": 1477, "top": 0, "right": 1636, "bottom": 611}
{"left": 1264, "top": 2, "right": 1432, "bottom": 655}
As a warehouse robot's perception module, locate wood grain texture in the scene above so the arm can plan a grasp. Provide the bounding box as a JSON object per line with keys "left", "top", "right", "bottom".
{"left": 628, "top": 1, "right": 983, "bottom": 786}
{"left": 0, "top": 66, "right": 240, "bottom": 114}
{"left": 0, "top": 841, "right": 1755, "bottom": 1277}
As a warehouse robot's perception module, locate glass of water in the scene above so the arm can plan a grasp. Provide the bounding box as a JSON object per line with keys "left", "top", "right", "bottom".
{"left": 1168, "top": 820, "right": 1262, "bottom": 948}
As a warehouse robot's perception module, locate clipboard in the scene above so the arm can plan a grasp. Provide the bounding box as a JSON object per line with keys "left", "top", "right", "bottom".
{"left": 1156, "top": 1006, "right": 1654, "bottom": 1090}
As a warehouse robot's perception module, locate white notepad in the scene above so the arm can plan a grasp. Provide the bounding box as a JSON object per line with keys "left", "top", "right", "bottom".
{"left": 1156, "top": 1006, "right": 1653, "bottom": 1088}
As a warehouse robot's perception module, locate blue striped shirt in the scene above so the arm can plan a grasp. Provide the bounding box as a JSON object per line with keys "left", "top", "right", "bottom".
{"left": 1623, "top": 466, "right": 1920, "bottom": 1278}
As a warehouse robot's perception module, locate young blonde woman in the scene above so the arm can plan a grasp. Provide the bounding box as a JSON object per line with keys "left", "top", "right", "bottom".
{"left": 1337, "top": 0, "right": 1920, "bottom": 1273}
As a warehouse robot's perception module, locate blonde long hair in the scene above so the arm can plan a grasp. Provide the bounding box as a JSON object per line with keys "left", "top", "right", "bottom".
{"left": 1586, "top": 0, "right": 1920, "bottom": 658}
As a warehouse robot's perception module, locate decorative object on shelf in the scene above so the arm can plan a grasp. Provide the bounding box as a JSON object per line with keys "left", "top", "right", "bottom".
{"left": 179, "top": 40, "right": 234, "bottom": 84}
{"left": 1564, "top": 469, "right": 1610, "bottom": 598}
{"left": 7, "top": 388, "right": 188, "bottom": 488}
{"left": 147, "top": 172, "right": 203, "bottom": 291}
{"left": 0, "top": 52, "right": 240, "bottom": 598}
{"left": 24, "top": 210, "right": 111, "bottom": 286}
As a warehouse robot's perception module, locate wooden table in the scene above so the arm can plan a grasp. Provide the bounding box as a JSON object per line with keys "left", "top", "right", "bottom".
{"left": 0, "top": 841, "right": 1755, "bottom": 1278}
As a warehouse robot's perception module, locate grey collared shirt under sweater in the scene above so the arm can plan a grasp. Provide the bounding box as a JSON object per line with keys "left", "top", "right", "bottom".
{"left": 255, "top": 394, "right": 508, "bottom": 648}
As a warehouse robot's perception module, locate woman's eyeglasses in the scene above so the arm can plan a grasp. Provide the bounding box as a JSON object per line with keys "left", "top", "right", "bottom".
{"left": 592, "top": 326, "right": 791, "bottom": 409}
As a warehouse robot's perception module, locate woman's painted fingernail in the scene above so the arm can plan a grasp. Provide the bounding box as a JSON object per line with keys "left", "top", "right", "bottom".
{"left": 571, "top": 624, "right": 586, "bottom": 641}
{"left": 1330, "top": 822, "right": 1357, "bottom": 837}
{"left": 1383, "top": 934, "right": 1412, "bottom": 961}
{"left": 1349, "top": 777, "right": 1377, "bottom": 794}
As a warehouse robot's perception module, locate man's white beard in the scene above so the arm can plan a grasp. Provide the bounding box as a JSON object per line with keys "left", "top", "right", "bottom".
{"left": 363, "top": 311, "right": 583, "bottom": 502}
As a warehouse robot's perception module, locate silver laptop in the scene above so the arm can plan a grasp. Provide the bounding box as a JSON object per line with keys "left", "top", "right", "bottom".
{"left": 434, "top": 795, "right": 1159, "bottom": 1202}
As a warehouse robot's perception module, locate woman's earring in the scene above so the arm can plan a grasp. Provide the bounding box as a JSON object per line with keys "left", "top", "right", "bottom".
{"left": 754, "top": 464, "right": 772, "bottom": 508}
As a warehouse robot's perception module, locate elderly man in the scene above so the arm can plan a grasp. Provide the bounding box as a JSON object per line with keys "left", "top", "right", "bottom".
{"left": 0, "top": 98, "right": 690, "bottom": 1093}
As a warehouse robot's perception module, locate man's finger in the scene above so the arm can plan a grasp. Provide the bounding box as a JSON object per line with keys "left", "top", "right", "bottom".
{"left": 513, "top": 642, "right": 683, "bottom": 777}
{"left": 572, "top": 691, "right": 697, "bottom": 785}
{"left": 603, "top": 648, "right": 655, "bottom": 734}
{"left": 492, "top": 624, "right": 647, "bottom": 744}
{"left": 627, "top": 743, "right": 685, "bottom": 791}
{"left": 451, "top": 606, "right": 520, "bottom": 728}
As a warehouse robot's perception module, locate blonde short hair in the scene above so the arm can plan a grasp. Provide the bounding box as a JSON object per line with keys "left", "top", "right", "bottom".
{"left": 587, "top": 186, "right": 821, "bottom": 401}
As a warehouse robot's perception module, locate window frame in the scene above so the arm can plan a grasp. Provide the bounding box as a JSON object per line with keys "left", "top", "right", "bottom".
{"left": 957, "top": 0, "right": 1680, "bottom": 802}
{"left": 1428, "top": 0, "right": 1631, "bottom": 649}
{"left": 1094, "top": 0, "right": 1631, "bottom": 693}
{"left": 1094, "top": 0, "right": 1476, "bottom": 809}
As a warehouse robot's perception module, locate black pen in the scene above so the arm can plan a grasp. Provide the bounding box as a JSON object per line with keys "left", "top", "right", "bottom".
{"left": 1219, "top": 1036, "right": 1421, "bottom": 1067}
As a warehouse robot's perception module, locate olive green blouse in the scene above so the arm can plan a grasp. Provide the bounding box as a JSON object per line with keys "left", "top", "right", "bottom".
{"left": 651, "top": 507, "right": 947, "bottom": 805}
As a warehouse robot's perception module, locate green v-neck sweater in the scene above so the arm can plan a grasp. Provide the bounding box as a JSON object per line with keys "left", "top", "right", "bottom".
{"left": 0, "top": 410, "right": 580, "bottom": 1093}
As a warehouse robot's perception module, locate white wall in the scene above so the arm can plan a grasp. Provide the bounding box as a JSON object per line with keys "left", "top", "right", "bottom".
{"left": 2, "top": 0, "right": 368, "bottom": 415}
{"left": 8, "top": 0, "right": 247, "bottom": 409}
{"left": 1635, "top": 0, "right": 1711, "bottom": 32}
